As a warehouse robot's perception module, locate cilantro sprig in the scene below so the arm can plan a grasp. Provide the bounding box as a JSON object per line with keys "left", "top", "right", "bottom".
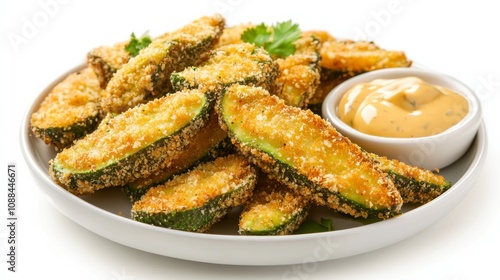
{"left": 241, "top": 20, "right": 301, "bottom": 57}
{"left": 125, "top": 32, "right": 152, "bottom": 57}
{"left": 294, "top": 218, "right": 334, "bottom": 234}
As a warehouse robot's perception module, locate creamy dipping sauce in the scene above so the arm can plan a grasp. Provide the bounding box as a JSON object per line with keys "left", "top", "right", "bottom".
{"left": 337, "top": 77, "right": 469, "bottom": 138}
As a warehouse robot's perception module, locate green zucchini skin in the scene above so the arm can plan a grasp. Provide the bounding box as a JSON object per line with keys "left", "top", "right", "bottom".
{"left": 133, "top": 182, "right": 251, "bottom": 232}
{"left": 152, "top": 35, "right": 217, "bottom": 91}
{"left": 30, "top": 67, "right": 104, "bottom": 151}
{"left": 387, "top": 171, "right": 451, "bottom": 204}
{"left": 217, "top": 84, "right": 403, "bottom": 219}
{"left": 50, "top": 89, "right": 215, "bottom": 195}
{"left": 103, "top": 14, "right": 225, "bottom": 114}
{"left": 32, "top": 115, "right": 102, "bottom": 151}
{"left": 131, "top": 154, "right": 257, "bottom": 232}
{"left": 121, "top": 110, "right": 233, "bottom": 202}
{"left": 370, "top": 154, "right": 452, "bottom": 204}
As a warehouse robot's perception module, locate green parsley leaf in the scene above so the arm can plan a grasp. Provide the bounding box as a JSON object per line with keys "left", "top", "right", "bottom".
{"left": 294, "top": 218, "right": 334, "bottom": 234}
{"left": 125, "top": 32, "right": 152, "bottom": 57}
{"left": 241, "top": 23, "right": 271, "bottom": 47}
{"left": 266, "top": 20, "right": 301, "bottom": 57}
{"left": 241, "top": 20, "right": 301, "bottom": 57}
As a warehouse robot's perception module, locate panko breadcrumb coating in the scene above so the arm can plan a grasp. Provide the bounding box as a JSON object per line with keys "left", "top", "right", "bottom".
{"left": 271, "top": 35, "right": 321, "bottom": 108}
{"left": 371, "top": 153, "right": 452, "bottom": 204}
{"left": 87, "top": 41, "right": 131, "bottom": 88}
{"left": 218, "top": 84, "right": 403, "bottom": 219}
{"left": 102, "top": 14, "right": 225, "bottom": 113}
{"left": 239, "top": 175, "right": 310, "bottom": 235}
{"left": 131, "top": 154, "right": 257, "bottom": 232}
{"left": 31, "top": 67, "right": 104, "bottom": 150}
{"left": 50, "top": 88, "right": 214, "bottom": 195}
{"left": 122, "top": 111, "right": 231, "bottom": 202}
{"left": 171, "top": 42, "right": 279, "bottom": 92}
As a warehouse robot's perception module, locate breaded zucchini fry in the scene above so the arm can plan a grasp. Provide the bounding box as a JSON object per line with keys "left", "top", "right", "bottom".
{"left": 31, "top": 67, "right": 104, "bottom": 151}
{"left": 271, "top": 35, "right": 321, "bottom": 108}
{"left": 320, "top": 40, "right": 412, "bottom": 79}
{"left": 103, "top": 14, "right": 225, "bottom": 113}
{"left": 215, "top": 23, "right": 254, "bottom": 47}
{"left": 301, "top": 30, "right": 335, "bottom": 44}
{"left": 86, "top": 41, "right": 131, "bottom": 88}
{"left": 308, "top": 40, "right": 412, "bottom": 112}
{"left": 131, "top": 154, "right": 257, "bottom": 232}
{"left": 307, "top": 76, "right": 346, "bottom": 115}
{"left": 122, "top": 112, "right": 232, "bottom": 202}
{"left": 217, "top": 84, "right": 403, "bottom": 219}
{"left": 50, "top": 88, "right": 214, "bottom": 195}
{"left": 239, "top": 174, "right": 310, "bottom": 235}
{"left": 370, "top": 154, "right": 452, "bottom": 204}
{"left": 171, "top": 42, "right": 279, "bottom": 92}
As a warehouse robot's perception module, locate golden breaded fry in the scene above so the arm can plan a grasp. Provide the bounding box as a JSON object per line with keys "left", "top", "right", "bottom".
{"left": 31, "top": 67, "right": 104, "bottom": 150}
{"left": 301, "top": 30, "right": 335, "bottom": 44}
{"left": 308, "top": 40, "right": 412, "bottom": 111}
{"left": 218, "top": 84, "right": 403, "bottom": 219}
{"left": 86, "top": 41, "right": 131, "bottom": 88}
{"left": 320, "top": 40, "right": 412, "bottom": 77}
{"left": 307, "top": 77, "right": 347, "bottom": 114}
{"left": 50, "top": 88, "right": 214, "bottom": 195}
{"left": 131, "top": 154, "right": 257, "bottom": 232}
{"left": 171, "top": 42, "right": 279, "bottom": 92}
{"left": 122, "top": 111, "right": 231, "bottom": 202}
{"left": 216, "top": 23, "right": 254, "bottom": 47}
{"left": 103, "top": 14, "right": 225, "bottom": 114}
{"left": 239, "top": 174, "right": 310, "bottom": 235}
{"left": 271, "top": 35, "right": 321, "bottom": 108}
{"left": 370, "top": 153, "right": 452, "bottom": 204}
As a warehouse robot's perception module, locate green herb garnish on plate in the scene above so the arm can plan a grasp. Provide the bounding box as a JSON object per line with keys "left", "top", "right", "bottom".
{"left": 294, "top": 218, "right": 334, "bottom": 234}
{"left": 125, "top": 32, "right": 152, "bottom": 57}
{"left": 241, "top": 20, "right": 301, "bottom": 57}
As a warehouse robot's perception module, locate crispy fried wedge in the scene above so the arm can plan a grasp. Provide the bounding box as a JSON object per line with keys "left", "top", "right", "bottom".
{"left": 31, "top": 67, "right": 104, "bottom": 150}
{"left": 215, "top": 23, "right": 254, "bottom": 47}
{"left": 86, "top": 41, "right": 131, "bottom": 89}
{"left": 171, "top": 42, "right": 279, "bottom": 92}
{"left": 217, "top": 84, "right": 403, "bottom": 219}
{"left": 239, "top": 174, "right": 310, "bottom": 235}
{"left": 301, "top": 30, "right": 335, "bottom": 44}
{"left": 308, "top": 39, "right": 412, "bottom": 112}
{"left": 370, "top": 153, "right": 452, "bottom": 204}
{"left": 271, "top": 35, "right": 321, "bottom": 108}
{"left": 50, "top": 88, "right": 214, "bottom": 195}
{"left": 131, "top": 154, "right": 257, "bottom": 232}
{"left": 122, "top": 112, "right": 232, "bottom": 202}
{"left": 320, "top": 39, "right": 412, "bottom": 79}
{"left": 102, "top": 14, "right": 225, "bottom": 113}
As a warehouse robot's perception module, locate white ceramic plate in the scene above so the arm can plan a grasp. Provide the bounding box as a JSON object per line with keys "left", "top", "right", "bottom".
{"left": 21, "top": 64, "right": 487, "bottom": 266}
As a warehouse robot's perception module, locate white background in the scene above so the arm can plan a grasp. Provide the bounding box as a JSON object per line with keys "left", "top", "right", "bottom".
{"left": 1, "top": 0, "right": 499, "bottom": 279}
